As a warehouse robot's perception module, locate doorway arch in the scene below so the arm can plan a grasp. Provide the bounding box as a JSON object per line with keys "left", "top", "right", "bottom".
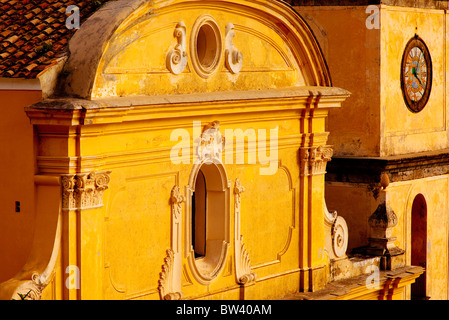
{"left": 410, "top": 193, "right": 428, "bottom": 300}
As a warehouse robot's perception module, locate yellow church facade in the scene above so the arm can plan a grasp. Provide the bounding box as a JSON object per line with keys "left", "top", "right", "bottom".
{"left": 0, "top": 0, "right": 429, "bottom": 300}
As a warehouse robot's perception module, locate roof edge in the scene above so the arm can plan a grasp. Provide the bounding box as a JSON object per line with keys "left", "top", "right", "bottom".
{"left": 57, "top": 0, "right": 147, "bottom": 99}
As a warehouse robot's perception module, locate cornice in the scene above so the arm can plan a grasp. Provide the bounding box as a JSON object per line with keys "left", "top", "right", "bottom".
{"left": 326, "top": 149, "right": 449, "bottom": 185}
{"left": 25, "top": 86, "right": 349, "bottom": 126}
{"left": 287, "top": 0, "right": 448, "bottom": 9}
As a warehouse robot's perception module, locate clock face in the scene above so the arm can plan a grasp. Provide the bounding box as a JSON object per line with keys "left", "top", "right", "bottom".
{"left": 401, "top": 37, "right": 432, "bottom": 113}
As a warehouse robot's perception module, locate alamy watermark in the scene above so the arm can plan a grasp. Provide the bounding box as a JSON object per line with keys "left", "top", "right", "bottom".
{"left": 366, "top": 5, "right": 380, "bottom": 30}
{"left": 66, "top": 5, "right": 80, "bottom": 30}
{"left": 170, "top": 121, "right": 278, "bottom": 175}
{"left": 65, "top": 265, "right": 80, "bottom": 290}
{"left": 365, "top": 265, "right": 381, "bottom": 290}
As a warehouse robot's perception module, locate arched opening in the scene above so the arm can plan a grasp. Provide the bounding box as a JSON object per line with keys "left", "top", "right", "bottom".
{"left": 189, "top": 161, "right": 229, "bottom": 281}
{"left": 411, "top": 193, "right": 428, "bottom": 300}
{"left": 192, "top": 169, "right": 206, "bottom": 258}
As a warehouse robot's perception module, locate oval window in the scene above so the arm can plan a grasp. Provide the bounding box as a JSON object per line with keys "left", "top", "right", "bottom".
{"left": 191, "top": 16, "right": 222, "bottom": 78}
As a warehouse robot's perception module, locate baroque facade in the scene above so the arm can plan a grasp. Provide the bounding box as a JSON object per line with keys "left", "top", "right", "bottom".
{"left": 0, "top": 0, "right": 430, "bottom": 300}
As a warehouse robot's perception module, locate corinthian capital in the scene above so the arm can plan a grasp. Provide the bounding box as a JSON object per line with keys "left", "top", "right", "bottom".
{"left": 300, "top": 145, "right": 333, "bottom": 176}
{"left": 62, "top": 171, "right": 111, "bottom": 210}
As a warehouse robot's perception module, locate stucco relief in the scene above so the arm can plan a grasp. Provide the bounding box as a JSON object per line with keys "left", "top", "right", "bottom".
{"left": 234, "top": 179, "right": 256, "bottom": 285}
{"left": 196, "top": 120, "right": 226, "bottom": 162}
{"left": 166, "top": 22, "right": 188, "bottom": 75}
{"left": 300, "top": 145, "right": 333, "bottom": 176}
{"left": 61, "top": 171, "right": 111, "bottom": 210}
{"left": 225, "top": 23, "right": 243, "bottom": 74}
{"left": 12, "top": 274, "right": 45, "bottom": 300}
{"left": 162, "top": 185, "right": 184, "bottom": 299}
{"left": 158, "top": 249, "right": 183, "bottom": 300}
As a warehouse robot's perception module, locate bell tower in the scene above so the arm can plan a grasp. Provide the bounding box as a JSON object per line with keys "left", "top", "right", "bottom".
{"left": 289, "top": 0, "right": 449, "bottom": 299}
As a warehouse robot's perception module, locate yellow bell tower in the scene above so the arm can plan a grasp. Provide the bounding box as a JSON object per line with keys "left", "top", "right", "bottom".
{"left": 293, "top": 0, "right": 449, "bottom": 300}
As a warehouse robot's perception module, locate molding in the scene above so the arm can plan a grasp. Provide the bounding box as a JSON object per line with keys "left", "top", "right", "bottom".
{"left": 288, "top": 0, "right": 448, "bottom": 9}
{"left": 25, "top": 87, "right": 349, "bottom": 126}
{"left": 326, "top": 149, "right": 449, "bottom": 186}
{"left": 61, "top": 171, "right": 111, "bottom": 211}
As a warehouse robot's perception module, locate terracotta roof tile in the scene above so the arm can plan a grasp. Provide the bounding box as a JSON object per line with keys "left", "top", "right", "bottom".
{"left": 0, "top": 0, "right": 111, "bottom": 79}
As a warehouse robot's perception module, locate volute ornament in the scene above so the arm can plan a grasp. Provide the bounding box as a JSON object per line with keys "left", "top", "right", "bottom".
{"left": 166, "top": 22, "right": 188, "bottom": 75}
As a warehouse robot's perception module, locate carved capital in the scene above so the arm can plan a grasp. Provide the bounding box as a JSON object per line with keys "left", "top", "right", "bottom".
{"left": 300, "top": 145, "right": 333, "bottom": 176}
{"left": 62, "top": 171, "right": 111, "bottom": 211}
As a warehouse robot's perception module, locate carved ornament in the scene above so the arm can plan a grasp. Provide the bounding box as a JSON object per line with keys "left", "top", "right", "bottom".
{"left": 158, "top": 249, "right": 183, "bottom": 300}
{"left": 196, "top": 120, "right": 226, "bottom": 162}
{"left": 166, "top": 22, "right": 188, "bottom": 75}
{"left": 234, "top": 179, "right": 256, "bottom": 285}
{"left": 225, "top": 23, "right": 243, "bottom": 74}
{"left": 300, "top": 145, "right": 333, "bottom": 176}
{"left": 61, "top": 171, "right": 111, "bottom": 210}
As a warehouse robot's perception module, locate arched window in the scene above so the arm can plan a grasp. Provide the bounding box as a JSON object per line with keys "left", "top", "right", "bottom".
{"left": 188, "top": 160, "right": 230, "bottom": 282}
{"left": 192, "top": 169, "right": 206, "bottom": 258}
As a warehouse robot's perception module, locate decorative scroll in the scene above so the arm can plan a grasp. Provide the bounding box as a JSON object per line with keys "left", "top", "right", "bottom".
{"left": 12, "top": 273, "right": 45, "bottom": 300}
{"left": 300, "top": 145, "right": 333, "bottom": 176}
{"left": 158, "top": 185, "right": 185, "bottom": 300}
{"left": 62, "top": 171, "right": 111, "bottom": 210}
{"left": 324, "top": 203, "right": 348, "bottom": 260}
{"left": 158, "top": 249, "right": 183, "bottom": 300}
{"left": 236, "top": 236, "right": 256, "bottom": 285}
{"left": 166, "top": 22, "right": 188, "bottom": 75}
{"left": 170, "top": 185, "right": 185, "bottom": 221}
{"left": 225, "top": 23, "right": 243, "bottom": 74}
{"left": 234, "top": 179, "right": 256, "bottom": 285}
{"left": 332, "top": 216, "right": 349, "bottom": 259}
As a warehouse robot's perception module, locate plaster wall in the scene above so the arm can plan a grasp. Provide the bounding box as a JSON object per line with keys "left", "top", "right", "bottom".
{"left": 0, "top": 90, "right": 40, "bottom": 283}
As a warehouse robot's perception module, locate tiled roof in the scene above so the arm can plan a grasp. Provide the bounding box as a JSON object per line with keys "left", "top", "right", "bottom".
{"left": 0, "top": 0, "right": 110, "bottom": 79}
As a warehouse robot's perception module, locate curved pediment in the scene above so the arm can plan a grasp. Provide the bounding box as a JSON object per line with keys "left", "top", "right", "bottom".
{"left": 61, "top": 0, "right": 331, "bottom": 99}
